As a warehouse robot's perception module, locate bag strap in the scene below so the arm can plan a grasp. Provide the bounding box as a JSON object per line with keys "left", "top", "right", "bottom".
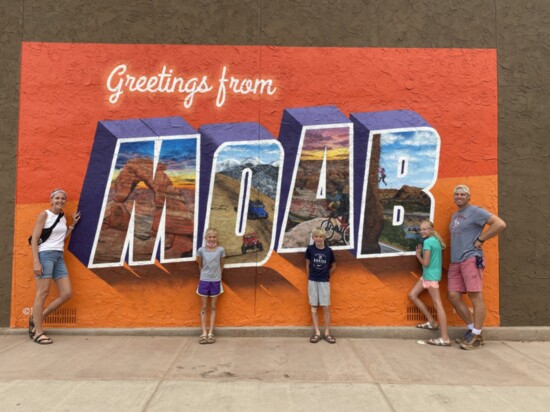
{"left": 46, "top": 211, "right": 64, "bottom": 230}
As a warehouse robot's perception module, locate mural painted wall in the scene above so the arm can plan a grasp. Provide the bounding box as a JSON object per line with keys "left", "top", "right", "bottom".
{"left": 12, "top": 43, "right": 498, "bottom": 328}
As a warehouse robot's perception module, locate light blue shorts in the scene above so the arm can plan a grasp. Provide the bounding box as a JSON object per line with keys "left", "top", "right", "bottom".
{"left": 37, "top": 250, "right": 68, "bottom": 280}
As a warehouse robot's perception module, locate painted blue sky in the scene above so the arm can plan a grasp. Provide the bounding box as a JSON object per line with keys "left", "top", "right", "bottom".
{"left": 378, "top": 130, "right": 439, "bottom": 189}
{"left": 216, "top": 142, "right": 281, "bottom": 165}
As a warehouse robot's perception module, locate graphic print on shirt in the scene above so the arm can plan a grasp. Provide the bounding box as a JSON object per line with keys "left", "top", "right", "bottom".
{"left": 312, "top": 252, "right": 328, "bottom": 269}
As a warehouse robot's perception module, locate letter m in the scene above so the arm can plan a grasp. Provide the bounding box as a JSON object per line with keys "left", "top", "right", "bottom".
{"left": 69, "top": 117, "right": 199, "bottom": 268}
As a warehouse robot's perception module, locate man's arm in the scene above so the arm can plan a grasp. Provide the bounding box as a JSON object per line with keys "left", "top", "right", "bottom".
{"left": 475, "top": 215, "right": 506, "bottom": 247}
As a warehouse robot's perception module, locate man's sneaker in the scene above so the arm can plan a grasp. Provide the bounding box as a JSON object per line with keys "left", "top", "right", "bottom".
{"left": 460, "top": 333, "right": 483, "bottom": 350}
{"left": 456, "top": 330, "right": 485, "bottom": 346}
{"left": 455, "top": 329, "right": 472, "bottom": 345}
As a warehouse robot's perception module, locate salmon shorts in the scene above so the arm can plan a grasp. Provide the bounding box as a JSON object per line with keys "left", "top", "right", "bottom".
{"left": 448, "top": 257, "right": 483, "bottom": 293}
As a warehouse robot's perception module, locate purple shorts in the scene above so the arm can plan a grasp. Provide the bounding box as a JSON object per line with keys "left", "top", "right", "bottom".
{"left": 448, "top": 257, "right": 483, "bottom": 293}
{"left": 196, "top": 280, "right": 223, "bottom": 297}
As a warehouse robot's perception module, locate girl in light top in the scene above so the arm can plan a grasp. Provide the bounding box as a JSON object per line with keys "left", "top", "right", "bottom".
{"left": 408, "top": 220, "right": 450, "bottom": 346}
{"left": 196, "top": 228, "right": 225, "bottom": 344}
{"left": 29, "top": 189, "right": 81, "bottom": 344}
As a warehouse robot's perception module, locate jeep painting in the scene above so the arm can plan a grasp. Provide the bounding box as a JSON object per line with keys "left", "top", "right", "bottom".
{"left": 206, "top": 141, "right": 282, "bottom": 266}
{"left": 248, "top": 201, "right": 268, "bottom": 219}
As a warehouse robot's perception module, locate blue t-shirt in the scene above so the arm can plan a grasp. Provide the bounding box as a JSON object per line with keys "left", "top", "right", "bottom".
{"left": 305, "top": 244, "right": 335, "bottom": 282}
{"left": 449, "top": 205, "right": 491, "bottom": 263}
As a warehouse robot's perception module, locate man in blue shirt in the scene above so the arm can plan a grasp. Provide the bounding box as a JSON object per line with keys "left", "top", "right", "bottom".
{"left": 448, "top": 185, "right": 506, "bottom": 350}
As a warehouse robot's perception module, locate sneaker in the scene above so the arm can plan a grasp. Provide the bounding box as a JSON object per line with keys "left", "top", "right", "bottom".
{"left": 456, "top": 330, "right": 485, "bottom": 346}
{"left": 460, "top": 333, "right": 483, "bottom": 350}
{"left": 455, "top": 329, "right": 472, "bottom": 345}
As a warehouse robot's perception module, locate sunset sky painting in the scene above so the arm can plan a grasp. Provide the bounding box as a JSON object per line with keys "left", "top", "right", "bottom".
{"left": 299, "top": 127, "right": 350, "bottom": 161}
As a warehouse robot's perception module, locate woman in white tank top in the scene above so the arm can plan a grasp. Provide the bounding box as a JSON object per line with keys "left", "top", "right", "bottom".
{"left": 29, "top": 189, "right": 81, "bottom": 344}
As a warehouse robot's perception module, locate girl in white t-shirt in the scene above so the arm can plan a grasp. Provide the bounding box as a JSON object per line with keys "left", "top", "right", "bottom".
{"left": 29, "top": 189, "right": 80, "bottom": 344}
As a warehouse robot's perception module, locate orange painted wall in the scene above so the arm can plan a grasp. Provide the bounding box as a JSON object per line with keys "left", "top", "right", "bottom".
{"left": 12, "top": 43, "right": 498, "bottom": 328}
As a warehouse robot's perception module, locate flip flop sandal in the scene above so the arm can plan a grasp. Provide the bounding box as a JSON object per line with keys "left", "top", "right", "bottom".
{"left": 416, "top": 322, "right": 439, "bottom": 330}
{"left": 33, "top": 333, "right": 53, "bottom": 345}
{"left": 324, "top": 334, "right": 336, "bottom": 344}
{"left": 199, "top": 335, "right": 208, "bottom": 344}
{"left": 427, "top": 338, "right": 451, "bottom": 347}
{"left": 207, "top": 334, "right": 216, "bottom": 344}
{"left": 310, "top": 335, "right": 322, "bottom": 343}
{"left": 28, "top": 316, "right": 35, "bottom": 339}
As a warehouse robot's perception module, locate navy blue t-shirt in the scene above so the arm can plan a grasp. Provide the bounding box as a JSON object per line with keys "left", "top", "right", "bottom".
{"left": 305, "top": 244, "right": 335, "bottom": 282}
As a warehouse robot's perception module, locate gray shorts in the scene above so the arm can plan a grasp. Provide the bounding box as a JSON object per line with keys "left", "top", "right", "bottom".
{"left": 308, "top": 280, "right": 330, "bottom": 307}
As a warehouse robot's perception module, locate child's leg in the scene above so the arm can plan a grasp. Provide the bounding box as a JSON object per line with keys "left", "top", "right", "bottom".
{"left": 311, "top": 306, "right": 321, "bottom": 336}
{"left": 208, "top": 296, "right": 218, "bottom": 335}
{"left": 428, "top": 286, "right": 449, "bottom": 341}
{"left": 200, "top": 296, "right": 208, "bottom": 336}
{"left": 408, "top": 278, "right": 437, "bottom": 326}
{"left": 322, "top": 305, "right": 331, "bottom": 336}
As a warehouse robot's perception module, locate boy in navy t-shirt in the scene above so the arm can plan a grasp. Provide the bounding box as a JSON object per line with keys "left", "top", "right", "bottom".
{"left": 305, "top": 227, "right": 336, "bottom": 344}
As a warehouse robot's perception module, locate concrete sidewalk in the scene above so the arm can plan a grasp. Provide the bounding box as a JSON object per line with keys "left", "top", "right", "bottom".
{"left": 1, "top": 329, "right": 550, "bottom": 411}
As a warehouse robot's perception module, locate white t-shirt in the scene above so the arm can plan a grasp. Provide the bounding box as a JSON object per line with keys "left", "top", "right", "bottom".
{"left": 38, "top": 210, "right": 67, "bottom": 252}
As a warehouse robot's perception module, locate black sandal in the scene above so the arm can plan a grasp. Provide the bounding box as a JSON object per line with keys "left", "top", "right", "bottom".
{"left": 33, "top": 333, "right": 53, "bottom": 345}
{"left": 324, "top": 334, "right": 336, "bottom": 344}
{"left": 28, "top": 316, "right": 35, "bottom": 339}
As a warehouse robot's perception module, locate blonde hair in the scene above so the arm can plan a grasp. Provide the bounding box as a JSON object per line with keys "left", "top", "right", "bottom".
{"left": 204, "top": 227, "right": 218, "bottom": 239}
{"left": 420, "top": 220, "right": 446, "bottom": 250}
{"left": 311, "top": 227, "right": 327, "bottom": 238}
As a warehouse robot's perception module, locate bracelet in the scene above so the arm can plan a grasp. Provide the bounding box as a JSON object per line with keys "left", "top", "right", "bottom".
{"left": 476, "top": 237, "right": 484, "bottom": 243}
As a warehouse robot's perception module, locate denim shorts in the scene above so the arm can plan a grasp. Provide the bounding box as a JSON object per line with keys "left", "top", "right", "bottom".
{"left": 37, "top": 250, "right": 68, "bottom": 280}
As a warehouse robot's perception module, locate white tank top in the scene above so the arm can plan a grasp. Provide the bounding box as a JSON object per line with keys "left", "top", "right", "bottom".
{"left": 38, "top": 210, "right": 67, "bottom": 252}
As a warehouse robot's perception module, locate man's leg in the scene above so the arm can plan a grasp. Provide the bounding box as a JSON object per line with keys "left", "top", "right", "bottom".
{"left": 447, "top": 262, "right": 473, "bottom": 326}
{"left": 459, "top": 291, "right": 486, "bottom": 350}
{"left": 447, "top": 291, "right": 473, "bottom": 325}
{"left": 458, "top": 257, "right": 486, "bottom": 349}
{"left": 467, "top": 291, "right": 486, "bottom": 331}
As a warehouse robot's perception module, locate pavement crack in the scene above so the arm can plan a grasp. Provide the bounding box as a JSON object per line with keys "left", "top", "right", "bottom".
{"left": 502, "top": 341, "right": 550, "bottom": 370}
{"left": 141, "top": 337, "right": 193, "bottom": 411}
